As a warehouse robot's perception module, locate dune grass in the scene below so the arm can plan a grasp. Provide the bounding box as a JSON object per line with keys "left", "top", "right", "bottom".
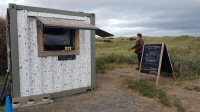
{"left": 96, "top": 36, "right": 200, "bottom": 77}
{"left": 96, "top": 36, "right": 200, "bottom": 58}
{"left": 172, "top": 55, "right": 200, "bottom": 77}
{"left": 96, "top": 53, "right": 134, "bottom": 73}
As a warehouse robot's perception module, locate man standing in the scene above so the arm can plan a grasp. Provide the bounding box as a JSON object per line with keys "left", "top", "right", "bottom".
{"left": 128, "top": 33, "right": 144, "bottom": 70}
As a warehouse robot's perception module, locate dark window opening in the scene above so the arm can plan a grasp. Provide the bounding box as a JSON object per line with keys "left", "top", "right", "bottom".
{"left": 43, "top": 26, "right": 76, "bottom": 51}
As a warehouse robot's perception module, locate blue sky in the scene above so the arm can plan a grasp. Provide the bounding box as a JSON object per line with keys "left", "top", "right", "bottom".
{"left": 0, "top": 0, "right": 200, "bottom": 37}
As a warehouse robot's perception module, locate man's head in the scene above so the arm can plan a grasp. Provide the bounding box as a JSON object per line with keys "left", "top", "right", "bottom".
{"left": 137, "top": 33, "right": 142, "bottom": 39}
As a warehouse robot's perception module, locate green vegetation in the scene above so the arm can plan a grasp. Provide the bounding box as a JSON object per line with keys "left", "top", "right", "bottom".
{"left": 184, "top": 86, "right": 200, "bottom": 92}
{"left": 97, "top": 63, "right": 131, "bottom": 74}
{"left": 96, "top": 36, "right": 200, "bottom": 77}
{"left": 96, "top": 53, "right": 133, "bottom": 73}
{"left": 173, "top": 99, "right": 186, "bottom": 112}
{"left": 172, "top": 55, "right": 200, "bottom": 77}
{"left": 125, "top": 78, "right": 171, "bottom": 106}
{"left": 125, "top": 78, "right": 186, "bottom": 112}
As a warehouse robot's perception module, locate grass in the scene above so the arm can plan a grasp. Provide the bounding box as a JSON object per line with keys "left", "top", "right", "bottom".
{"left": 172, "top": 55, "right": 200, "bottom": 77}
{"left": 96, "top": 53, "right": 134, "bottom": 73}
{"left": 173, "top": 99, "right": 186, "bottom": 112}
{"left": 125, "top": 78, "right": 186, "bottom": 112}
{"left": 184, "top": 86, "right": 200, "bottom": 92}
{"left": 96, "top": 36, "right": 200, "bottom": 58}
{"left": 125, "top": 78, "right": 172, "bottom": 106}
{"left": 97, "top": 63, "right": 131, "bottom": 74}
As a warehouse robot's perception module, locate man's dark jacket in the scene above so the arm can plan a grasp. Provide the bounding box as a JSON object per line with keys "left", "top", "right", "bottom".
{"left": 131, "top": 39, "right": 144, "bottom": 53}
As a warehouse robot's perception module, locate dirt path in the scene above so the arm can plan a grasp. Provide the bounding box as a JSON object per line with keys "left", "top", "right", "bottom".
{"left": 168, "top": 79, "right": 200, "bottom": 112}
{"left": 9, "top": 67, "right": 176, "bottom": 112}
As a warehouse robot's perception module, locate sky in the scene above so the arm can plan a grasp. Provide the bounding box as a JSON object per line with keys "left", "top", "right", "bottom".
{"left": 0, "top": 0, "right": 200, "bottom": 37}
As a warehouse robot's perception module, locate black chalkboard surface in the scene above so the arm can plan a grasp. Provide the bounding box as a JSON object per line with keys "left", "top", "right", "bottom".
{"left": 139, "top": 43, "right": 175, "bottom": 86}
{"left": 140, "top": 44, "right": 162, "bottom": 75}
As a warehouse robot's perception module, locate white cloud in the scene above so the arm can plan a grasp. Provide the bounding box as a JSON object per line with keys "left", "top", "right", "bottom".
{"left": 0, "top": 0, "right": 200, "bottom": 36}
{"left": 0, "top": 0, "right": 24, "bottom": 4}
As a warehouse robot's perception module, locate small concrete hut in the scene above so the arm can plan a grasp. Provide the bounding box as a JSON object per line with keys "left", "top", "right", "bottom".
{"left": 3, "top": 4, "right": 113, "bottom": 103}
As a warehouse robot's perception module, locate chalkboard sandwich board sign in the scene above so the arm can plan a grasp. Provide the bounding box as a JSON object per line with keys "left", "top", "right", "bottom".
{"left": 139, "top": 42, "right": 175, "bottom": 86}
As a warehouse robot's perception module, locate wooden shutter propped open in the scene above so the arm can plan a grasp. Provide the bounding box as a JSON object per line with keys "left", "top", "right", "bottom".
{"left": 95, "top": 28, "right": 114, "bottom": 37}
{"left": 36, "top": 16, "right": 98, "bottom": 30}
{"left": 36, "top": 16, "right": 114, "bottom": 37}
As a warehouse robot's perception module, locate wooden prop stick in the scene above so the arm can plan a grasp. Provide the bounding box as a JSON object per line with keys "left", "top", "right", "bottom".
{"left": 156, "top": 42, "right": 164, "bottom": 86}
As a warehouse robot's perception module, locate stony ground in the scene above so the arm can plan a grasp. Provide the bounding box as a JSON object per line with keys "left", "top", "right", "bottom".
{"left": 0, "top": 66, "right": 200, "bottom": 112}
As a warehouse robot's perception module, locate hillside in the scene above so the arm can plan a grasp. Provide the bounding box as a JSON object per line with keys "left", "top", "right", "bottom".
{"left": 96, "top": 36, "right": 200, "bottom": 77}
{"left": 96, "top": 36, "right": 200, "bottom": 57}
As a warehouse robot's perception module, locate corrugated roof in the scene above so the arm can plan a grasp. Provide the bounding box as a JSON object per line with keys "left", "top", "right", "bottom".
{"left": 36, "top": 16, "right": 114, "bottom": 37}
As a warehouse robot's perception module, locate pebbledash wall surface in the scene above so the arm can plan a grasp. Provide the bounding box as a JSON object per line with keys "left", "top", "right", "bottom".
{"left": 8, "top": 4, "right": 96, "bottom": 98}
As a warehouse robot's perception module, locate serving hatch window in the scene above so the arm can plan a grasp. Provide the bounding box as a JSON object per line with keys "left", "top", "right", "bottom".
{"left": 36, "top": 16, "right": 98, "bottom": 57}
{"left": 43, "top": 26, "right": 75, "bottom": 51}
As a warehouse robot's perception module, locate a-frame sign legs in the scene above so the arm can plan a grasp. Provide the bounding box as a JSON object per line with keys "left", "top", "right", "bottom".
{"left": 164, "top": 43, "right": 176, "bottom": 81}
{"left": 156, "top": 42, "right": 164, "bottom": 86}
{"left": 156, "top": 42, "right": 176, "bottom": 86}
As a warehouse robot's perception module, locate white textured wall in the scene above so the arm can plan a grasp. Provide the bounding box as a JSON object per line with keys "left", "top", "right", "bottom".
{"left": 17, "top": 10, "right": 92, "bottom": 97}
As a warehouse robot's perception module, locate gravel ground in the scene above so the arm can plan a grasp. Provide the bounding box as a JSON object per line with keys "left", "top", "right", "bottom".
{"left": 0, "top": 67, "right": 176, "bottom": 112}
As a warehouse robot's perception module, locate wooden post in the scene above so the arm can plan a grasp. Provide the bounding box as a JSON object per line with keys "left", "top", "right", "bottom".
{"left": 74, "top": 30, "right": 80, "bottom": 52}
{"left": 156, "top": 42, "right": 164, "bottom": 86}
{"left": 37, "top": 23, "right": 44, "bottom": 56}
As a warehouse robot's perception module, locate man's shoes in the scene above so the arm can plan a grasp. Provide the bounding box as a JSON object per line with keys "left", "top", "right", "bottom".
{"left": 135, "top": 68, "right": 139, "bottom": 70}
